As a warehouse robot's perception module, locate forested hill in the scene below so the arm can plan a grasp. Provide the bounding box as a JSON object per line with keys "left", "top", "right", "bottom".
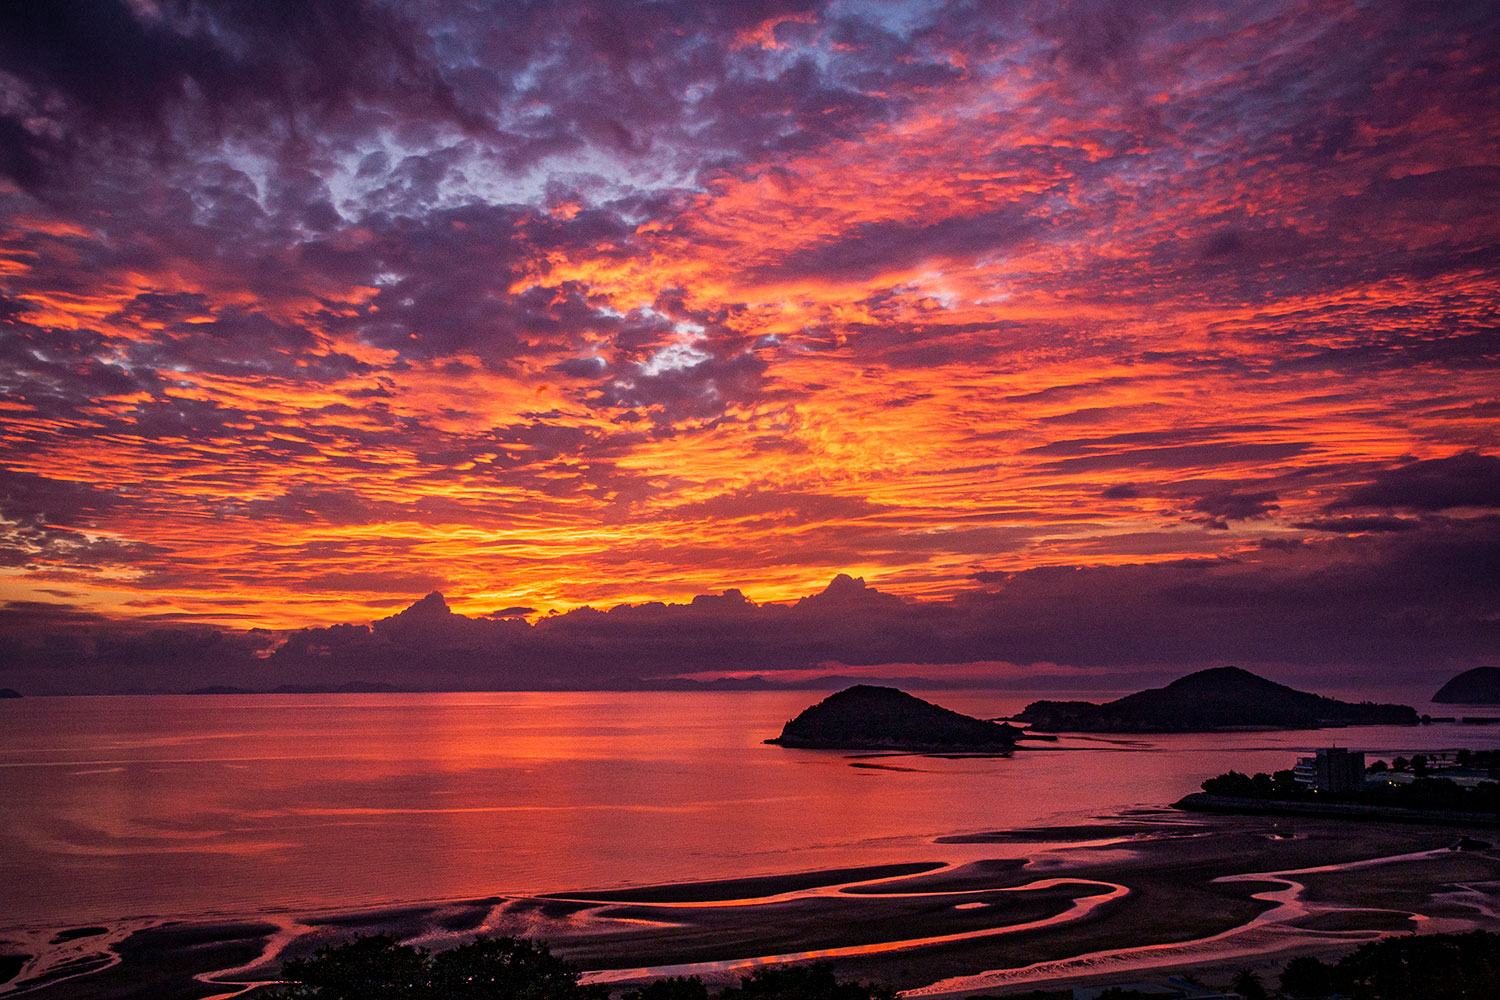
{"left": 1433, "top": 667, "right": 1500, "bottom": 704}
{"left": 1016, "top": 667, "right": 1417, "bottom": 732}
{"left": 768, "top": 686, "right": 1019, "bottom": 750}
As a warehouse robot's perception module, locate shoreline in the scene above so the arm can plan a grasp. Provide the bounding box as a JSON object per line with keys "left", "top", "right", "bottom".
{"left": 1174, "top": 791, "right": 1500, "bottom": 826}
{"left": 5, "top": 811, "right": 1498, "bottom": 999}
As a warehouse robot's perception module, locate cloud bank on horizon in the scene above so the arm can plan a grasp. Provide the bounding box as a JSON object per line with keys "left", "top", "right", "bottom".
{"left": 1, "top": 1, "right": 1497, "bottom": 690}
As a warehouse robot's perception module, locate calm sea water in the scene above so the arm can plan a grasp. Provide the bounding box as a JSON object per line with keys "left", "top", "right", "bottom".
{"left": 1, "top": 689, "right": 1493, "bottom": 930}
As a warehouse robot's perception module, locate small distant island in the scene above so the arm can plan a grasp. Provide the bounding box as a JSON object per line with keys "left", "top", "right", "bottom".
{"left": 187, "top": 681, "right": 406, "bottom": 695}
{"left": 1433, "top": 666, "right": 1500, "bottom": 705}
{"left": 0, "top": 688, "right": 21, "bottom": 699}
{"left": 1014, "top": 666, "right": 1418, "bottom": 733}
{"left": 767, "top": 685, "right": 1020, "bottom": 751}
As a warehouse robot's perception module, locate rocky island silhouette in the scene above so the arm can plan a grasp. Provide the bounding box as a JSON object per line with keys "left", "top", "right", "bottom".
{"left": 767, "top": 685, "right": 1020, "bottom": 751}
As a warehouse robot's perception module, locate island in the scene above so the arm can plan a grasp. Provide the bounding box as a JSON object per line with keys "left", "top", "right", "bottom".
{"left": 186, "top": 681, "right": 406, "bottom": 695}
{"left": 0, "top": 688, "right": 21, "bottom": 699}
{"left": 766, "top": 685, "right": 1020, "bottom": 751}
{"left": 1433, "top": 666, "right": 1500, "bottom": 704}
{"left": 1014, "top": 666, "right": 1418, "bottom": 732}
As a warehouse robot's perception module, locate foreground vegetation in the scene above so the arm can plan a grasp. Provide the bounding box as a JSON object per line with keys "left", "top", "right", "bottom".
{"left": 1276, "top": 930, "right": 1500, "bottom": 999}
{"left": 266, "top": 936, "right": 601, "bottom": 1000}
{"left": 265, "top": 931, "right": 1500, "bottom": 1000}
{"left": 264, "top": 935, "right": 893, "bottom": 1000}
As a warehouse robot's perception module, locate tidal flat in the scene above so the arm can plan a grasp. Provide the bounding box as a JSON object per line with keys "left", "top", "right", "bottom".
{"left": 5, "top": 812, "right": 1498, "bottom": 999}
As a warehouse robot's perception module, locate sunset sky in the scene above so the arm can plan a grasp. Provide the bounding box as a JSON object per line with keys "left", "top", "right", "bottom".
{"left": 1, "top": 1, "right": 1497, "bottom": 692}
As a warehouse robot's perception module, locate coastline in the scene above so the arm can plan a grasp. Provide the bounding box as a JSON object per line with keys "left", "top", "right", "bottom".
{"left": 5, "top": 812, "right": 1497, "bottom": 1000}
{"left": 1174, "top": 791, "right": 1500, "bottom": 826}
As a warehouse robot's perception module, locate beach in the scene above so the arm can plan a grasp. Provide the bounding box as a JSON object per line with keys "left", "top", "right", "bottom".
{"left": 6, "top": 810, "right": 1497, "bottom": 999}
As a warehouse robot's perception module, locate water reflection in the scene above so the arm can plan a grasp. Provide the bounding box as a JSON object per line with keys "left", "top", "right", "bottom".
{"left": 0, "top": 690, "right": 1486, "bottom": 928}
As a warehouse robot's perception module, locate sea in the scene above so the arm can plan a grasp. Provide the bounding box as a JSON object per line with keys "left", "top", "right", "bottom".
{"left": 1, "top": 688, "right": 1495, "bottom": 933}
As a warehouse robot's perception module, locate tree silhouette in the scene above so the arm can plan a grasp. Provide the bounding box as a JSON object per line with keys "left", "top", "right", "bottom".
{"left": 430, "top": 937, "right": 607, "bottom": 1000}
{"left": 267, "top": 935, "right": 605, "bottom": 1000}
{"left": 1230, "top": 968, "right": 1266, "bottom": 1000}
{"left": 623, "top": 976, "right": 711, "bottom": 1000}
{"left": 1279, "top": 955, "right": 1334, "bottom": 997}
{"left": 719, "top": 964, "right": 894, "bottom": 1000}
{"left": 1275, "top": 931, "right": 1500, "bottom": 999}
{"left": 271, "top": 935, "right": 431, "bottom": 1000}
{"left": 269, "top": 938, "right": 896, "bottom": 1000}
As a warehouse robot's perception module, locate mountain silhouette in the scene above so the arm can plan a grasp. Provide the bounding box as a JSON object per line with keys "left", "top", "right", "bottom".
{"left": 1433, "top": 667, "right": 1500, "bottom": 705}
{"left": 767, "top": 685, "right": 1019, "bottom": 750}
{"left": 1017, "top": 666, "right": 1417, "bottom": 732}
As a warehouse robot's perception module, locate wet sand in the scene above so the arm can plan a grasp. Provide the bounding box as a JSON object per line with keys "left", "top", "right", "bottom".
{"left": 4, "top": 813, "right": 1497, "bottom": 999}
{"left": 545, "top": 863, "right": 946, "bottom": 904}
{"left": 934, "top": 823, "right": 1189, "bottom": 844}
{"left": 0, "top": 957, "right": 28, "bottom": 987}
{"left": 1, "top": 922, "right": 278, "bottom": 1000}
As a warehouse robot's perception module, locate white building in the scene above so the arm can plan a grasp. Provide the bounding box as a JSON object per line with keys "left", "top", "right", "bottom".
{"left": 1293, "top": 747, "right": 1365, "bottom": 793}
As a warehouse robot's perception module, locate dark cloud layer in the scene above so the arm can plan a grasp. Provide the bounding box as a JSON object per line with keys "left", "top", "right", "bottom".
{"left": 1330, "top": 453, "right": 1500, "bottom": 512}
{"left": 5, "top": 513, "right": 1496, "bottom": 694}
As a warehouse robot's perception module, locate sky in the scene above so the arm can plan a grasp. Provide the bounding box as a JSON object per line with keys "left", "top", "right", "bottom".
{"left": 1, "top": 1, "right": 1497, "bottom": 693}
